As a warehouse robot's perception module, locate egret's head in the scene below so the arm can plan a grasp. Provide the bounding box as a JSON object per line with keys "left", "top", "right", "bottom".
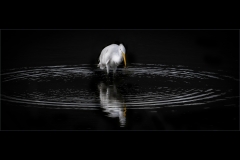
{"left": 119, "top": 44, "right": 126, "bottom": 54}
{"left": 119, "top": 44, "right": 126, "bottom": 67}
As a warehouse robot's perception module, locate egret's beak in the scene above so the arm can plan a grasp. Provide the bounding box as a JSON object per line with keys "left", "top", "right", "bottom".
{"left": 122, "top": 52, "right": 126, "bottom": 67}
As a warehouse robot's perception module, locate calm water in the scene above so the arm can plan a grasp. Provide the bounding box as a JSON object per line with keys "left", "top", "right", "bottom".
{"left": 1, "top": 63, "right": 239, "bottom": 130}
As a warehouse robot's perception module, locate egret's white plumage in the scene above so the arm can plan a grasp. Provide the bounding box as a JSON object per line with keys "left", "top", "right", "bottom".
{"left": 98, "top": 43, "right": 126, "bottom": 74}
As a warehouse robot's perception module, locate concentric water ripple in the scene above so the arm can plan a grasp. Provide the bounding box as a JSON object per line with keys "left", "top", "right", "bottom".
{"left": 1, "top": 63, "right": 239, "bottom": 110}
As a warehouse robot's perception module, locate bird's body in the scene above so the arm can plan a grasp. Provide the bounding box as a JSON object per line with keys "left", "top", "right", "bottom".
{"left": 98, "top": 44, "right": 126, "bottom": 74}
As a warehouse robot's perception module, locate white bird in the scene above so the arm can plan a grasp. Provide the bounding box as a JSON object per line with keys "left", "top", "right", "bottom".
{"left": 98, "top": 43, "right": 127, "bottom": 74}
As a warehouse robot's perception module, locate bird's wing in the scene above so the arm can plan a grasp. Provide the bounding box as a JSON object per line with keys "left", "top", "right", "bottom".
{"left": 102, "top": 52, "right": 110, "bottom": 65}
{"left": 100, "top": 46, "right": 113, "bottom": 64}
{"left": 99, "top": 47, "right": 108, "bottom": 62}
{"left": 99, "top": 44, "right": 118, "bottom": 64}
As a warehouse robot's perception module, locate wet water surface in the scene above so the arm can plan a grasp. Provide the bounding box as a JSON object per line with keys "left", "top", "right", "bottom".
{"left": 1, "top": 63, "right": 239, "bottom": 130}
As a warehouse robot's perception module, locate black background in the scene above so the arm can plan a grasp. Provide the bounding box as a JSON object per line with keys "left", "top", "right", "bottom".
{"left": 0, "top": 10, "right": 239, "bottom": 147}
{"left": 1, "top": 30, "right": 239, "bottom": 74}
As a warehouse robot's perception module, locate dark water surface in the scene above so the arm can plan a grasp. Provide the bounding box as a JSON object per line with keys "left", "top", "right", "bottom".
{"left": 1, "top": 30, "right": 239, "bottom": 130}
{"left": 1, "top": 63, "right": 239, "bottom": 130}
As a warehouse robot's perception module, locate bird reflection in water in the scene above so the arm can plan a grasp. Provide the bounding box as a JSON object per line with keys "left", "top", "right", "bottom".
{"left": 98, "top": 82, "right": 127, "bottom": 127}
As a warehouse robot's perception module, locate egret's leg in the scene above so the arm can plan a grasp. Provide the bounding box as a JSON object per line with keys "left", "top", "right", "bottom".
{"left": 113, "top": 67, "right": 117, "bottom": 78}
{"left": 113, "top": 67, "right": 117, "bottom": 74}
{"left": 106, "top": 65, "right": 109, "bottom": 75}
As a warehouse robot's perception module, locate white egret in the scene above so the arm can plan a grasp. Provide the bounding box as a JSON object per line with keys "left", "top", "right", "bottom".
{"left": 98, "top": 43, "right": 127, "bottom": 74}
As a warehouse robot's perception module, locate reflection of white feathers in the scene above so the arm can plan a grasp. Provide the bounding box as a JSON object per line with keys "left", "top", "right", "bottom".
{"left": 98, "top": 82, "right": 126, "bottom": 126}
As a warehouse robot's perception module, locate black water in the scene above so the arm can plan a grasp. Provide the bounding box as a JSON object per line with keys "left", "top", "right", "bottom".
{"left": 1, "top": 30, "right": 239, "bottom": 130}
